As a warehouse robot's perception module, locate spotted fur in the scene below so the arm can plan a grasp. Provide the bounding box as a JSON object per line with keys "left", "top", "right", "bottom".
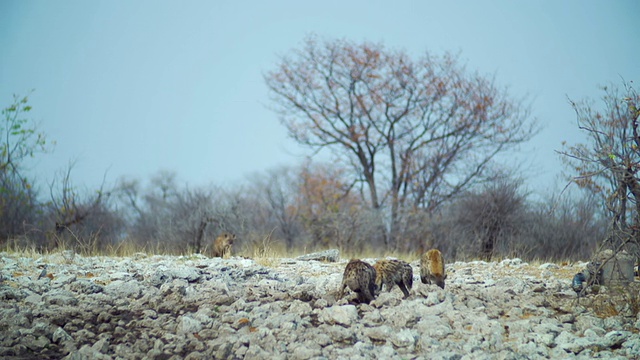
{"left": 338, "top": 259, "right": 377, "bottom": 304}
{"left": 373, "top": 259, "right": 413, "bottom": 299}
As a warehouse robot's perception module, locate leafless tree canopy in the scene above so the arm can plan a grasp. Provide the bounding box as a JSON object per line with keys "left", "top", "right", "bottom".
{"left": 456, "top": 178, "right": 526, "bottom": 261}
{"left": 44, "top": 163, "right": 120, "bottom": 252}
{"left": 265, "top": 36, "right": 539, "bottom": 248}
{"left": 559, "top": 81, "right": 640, "bottom": 253}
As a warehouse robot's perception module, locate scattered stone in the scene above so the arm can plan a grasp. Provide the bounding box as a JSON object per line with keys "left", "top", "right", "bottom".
{"left": 318, "top": 304, "right": 358, "bottom": 326}
{"left": 177, "top": 315, "right": 203, "bottom": 335}
{"left": 364, "top": 325, "right": 393, "bottom": 343}
{"left": 390, "top": 329, "right": 417, "bottom": 348}
{"left": 0, "top": 253, "right": 638, "bottom": 358}
{"left": 62, "top": 250, "right": 76, "bottom": 263}
{"left": 295, "top": 249, "right": 340, "bottom": 262}
{"left": 539, "top": 263, "right": 559, "bottom": 270}
{"left": 170, "top": 266, "right": 202, "bottom": 282}
{"left": 556, "top": 330, "right": 594, "bottom": 354}
{"left": 42, "top": 289, "right": 79, "bottom": 306}
{"left": 104, "top": 280, "right": 142, "bottom": 299}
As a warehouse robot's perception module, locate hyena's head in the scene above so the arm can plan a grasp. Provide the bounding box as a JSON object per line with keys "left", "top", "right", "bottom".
{"left": 342, "top": 259, "right": 377, "bottom": 303}
{"left": 421, "top": 249, "right": 446, "bottom": 289}
{"left": 425, "top": 249, "right": 444, "bottom": 276}
{"left": 221, "top": 232, "right": 236, "bottom": 245}
{"left": 213, "top": 232, "right": 236, "bottom": 257}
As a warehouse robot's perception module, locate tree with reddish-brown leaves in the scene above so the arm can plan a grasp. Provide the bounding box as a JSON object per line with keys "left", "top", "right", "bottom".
{"left": 296, "top": 161, "right": 363, "bottom": 249}
{"left": 265, "top": 36, "right": 538, "bottom": 249}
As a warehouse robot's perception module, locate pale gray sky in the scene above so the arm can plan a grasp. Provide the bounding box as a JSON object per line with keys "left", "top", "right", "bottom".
{"left": 1, "top": 0, "right": 638, "bottom": 195}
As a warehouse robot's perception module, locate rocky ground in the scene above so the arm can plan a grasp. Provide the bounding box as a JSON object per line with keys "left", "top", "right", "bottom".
{"left": 1, "top": 250, "right": 640, "bottom": 359}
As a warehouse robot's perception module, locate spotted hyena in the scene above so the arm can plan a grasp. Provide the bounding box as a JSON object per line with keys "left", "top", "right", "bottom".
{"left": 373, "top": 259, "right": 413, "bottom": 299}
{"left": 420, "top": 249, "right": 446, "bottom": 289}
{"left": 338, "top": 259, "right": 377, "bottom": 304}
{"left": 212, "top": 232, "right": 235, "bottom": 258}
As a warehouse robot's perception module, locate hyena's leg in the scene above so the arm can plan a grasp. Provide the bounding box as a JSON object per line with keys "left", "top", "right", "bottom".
{"left": 405, "top": 273, "right": 413, "bottom": 290}
{"left": 361, "top": 287, "right": 374, "bottom": 304}
{"left": 398, "top": 282, "right": 411, "bottom": 299}
{"left": 338, "top": 283, "right": 346, "bottom": 299}
{"left": 368, "top": 281, "right": 377, "bottom": 302}
{"left": 381, "top": 280, "right": 392, "bottom": 293}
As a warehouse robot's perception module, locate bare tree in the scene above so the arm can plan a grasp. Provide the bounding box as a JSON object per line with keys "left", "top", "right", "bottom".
{"left": 46, "top": 163, "right": 118, "bottom": 252}
{"left": 523, "top": 191, "right": 605, "bottom": 261}
{"left": 265, "top": 35, "right": 538, "bottom": 249}
{"left": 116, "top": 177, "right": 145, "bottom": 221}
{"left": 425, "top": 186, "right": 605, "bottom": 262}
{"left": 115, "top": 171, "right": 214, "bottom": 253}
{"left": 252, "top": 166, "right": 300, "bottom": 250}
{"left": 558, "top": 81, "right": 640, "bottom": 254}
{"left": 173, "top": 186, "right": 217, "bottom": 253}
{"left": 49, "top": 164, "right": 104, "bottom": 232}
{"left": 452, "top": 177, "right": 527, "bottom": 260}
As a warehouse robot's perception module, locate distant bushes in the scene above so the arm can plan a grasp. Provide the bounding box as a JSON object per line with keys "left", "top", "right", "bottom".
{"left": 432, "top": 181, "right": 605, "bottom": 261}
{"left": 0, "top": 164, "right": 606, "bottom": 262}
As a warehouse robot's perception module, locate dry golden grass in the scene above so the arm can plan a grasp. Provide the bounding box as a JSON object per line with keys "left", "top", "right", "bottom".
{"left": 0, "top": 235, "right": 203, "bottom": 259}
{"left": 1, "top": 243, "right": 43, "bottom": 259}
{"left": 1, "top": 240, "right": 579, "bottom": 270}
{"left": 0, "top": 234, "right": 592, "bottom": 272}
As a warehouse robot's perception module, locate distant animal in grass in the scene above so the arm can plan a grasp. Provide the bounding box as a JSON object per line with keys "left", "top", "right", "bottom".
{"left": 373, "top": 259, "right": 413, "bottom": 299}
{"left": 212, "top": 232, "right": 235, "bottom": 258}
{"left": 338, "top": 259, "right": 377, "bottom": 304}
{"left": 420, "top": 249, "right": 446, "bottom": 289}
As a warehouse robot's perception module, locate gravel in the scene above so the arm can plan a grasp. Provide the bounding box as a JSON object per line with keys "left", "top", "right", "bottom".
{"left": 1, "top": 251, "right": 640, "bottom": 359}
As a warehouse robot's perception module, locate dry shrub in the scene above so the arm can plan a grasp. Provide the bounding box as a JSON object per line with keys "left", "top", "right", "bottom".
{"left": 579, "top": 283, "right": 640, "bottom": 319}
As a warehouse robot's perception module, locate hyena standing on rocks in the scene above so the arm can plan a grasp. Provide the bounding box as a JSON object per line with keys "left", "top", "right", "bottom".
{"left": 338, "top": 259, "right": 377, "bottom": 304}
{"left": 373, "top": 259, "right": 413, "bottom": 299}
{"left": 421, "top": 249, "right": 446, "bottom": 289}
{"left": 212, "top": 232, "right": 235, "bottom": 258}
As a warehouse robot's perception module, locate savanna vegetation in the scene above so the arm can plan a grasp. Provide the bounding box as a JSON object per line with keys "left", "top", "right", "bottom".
{"left": 1, "top": 38, "right": 637, "bottom": 264}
